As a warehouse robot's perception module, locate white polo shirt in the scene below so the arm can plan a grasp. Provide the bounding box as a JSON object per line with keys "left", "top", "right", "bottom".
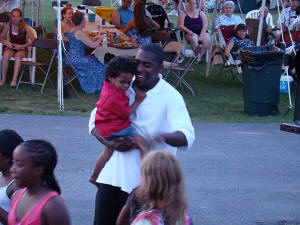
{"left": 88, "top": 76, "right": 195, "bottom": 193}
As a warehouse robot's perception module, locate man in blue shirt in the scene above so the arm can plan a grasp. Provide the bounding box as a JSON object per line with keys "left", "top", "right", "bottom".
{"left": 111, "top": 0, "right": 133, "bottom": 29}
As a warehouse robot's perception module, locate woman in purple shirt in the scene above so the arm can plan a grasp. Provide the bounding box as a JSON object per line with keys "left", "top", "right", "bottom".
{"left": 178, "top": 0, "right": 210, "bottom": 62}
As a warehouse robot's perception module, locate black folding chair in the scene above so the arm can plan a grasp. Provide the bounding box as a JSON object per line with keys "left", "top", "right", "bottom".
{"left": 17, "top": 38, "right": 57, "bottom": 93}
{"left": 82, "top": 0, "right": 102, "bottom": 6}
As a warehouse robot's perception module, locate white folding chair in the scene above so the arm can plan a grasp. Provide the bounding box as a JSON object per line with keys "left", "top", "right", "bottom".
{"left": 0, "top": 26, "right": 37, "bottom": 82}
{"left": 245, "top": 9, "right": 275, "bottom": 29}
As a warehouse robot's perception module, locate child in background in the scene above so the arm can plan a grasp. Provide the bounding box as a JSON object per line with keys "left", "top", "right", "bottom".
{"left": 0, "top": 129, "right": 23, "bottom": 225}
{"left": 225, "top": 23, "right": 254, "bottom": 58}
{"left": 116, "top": 151, "right": 193, "bottom": 225}
{"left": 8, "top": 140, "right": 70, "bottom": 225}
{"left": 0, "top": 8, "right": 35, "bottom": 87}
{"left": 88, "top": 56, "right": 148, "bottom": 185}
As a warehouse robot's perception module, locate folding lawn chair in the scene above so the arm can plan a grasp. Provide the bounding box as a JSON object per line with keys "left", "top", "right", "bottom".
{"left": 211, "top": 24, "right": 242, "bottom": 81}
{"left": 163, "top": 41, "right": 182, "bottom": 79}
{"left": 46, "top": 32, "right": 78, "bottom": 87}
{"left": 17, "top": 38, "right": 57, "bottom": 93}
{"left": 164, "top": 44, "right": 202, "bottom": 96}
{"left": 245, "top": 9, "right": 275, "bottom": 29}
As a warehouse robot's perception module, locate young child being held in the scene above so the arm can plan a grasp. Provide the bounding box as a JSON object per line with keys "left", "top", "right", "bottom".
{"left": 88, "top": 56, "right": 148, "bottom": 185}
{"left": 116, "top": 151, "right": 193, "bottom": 225}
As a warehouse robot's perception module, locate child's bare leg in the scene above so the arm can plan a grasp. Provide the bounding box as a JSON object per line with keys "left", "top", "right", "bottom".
{"left": 135, "top": 135, "right": 149, "bottom": 158}
{"left": 88, "top": 147, "right": 113, "bottom": 185}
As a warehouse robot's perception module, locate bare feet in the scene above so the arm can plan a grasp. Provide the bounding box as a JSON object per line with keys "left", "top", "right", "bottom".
{"left": 88, "top": 176, "right": 99, "bottom": 187}
{"left": 0, "top": 80, "right": 5, "bottom": 86}
{"left": 10, "top": 80, "right": 17, "bottom": 87}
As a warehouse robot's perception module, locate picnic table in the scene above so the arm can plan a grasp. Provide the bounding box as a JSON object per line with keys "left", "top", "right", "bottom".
{"left": 53, "top": 6, "right": 140, "bottom": 63}
{"left": 84, "top": 17, "right": 140, "bottom": 63}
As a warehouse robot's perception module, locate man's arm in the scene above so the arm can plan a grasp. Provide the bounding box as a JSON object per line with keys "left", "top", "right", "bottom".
{"left": 89, "top": 108, "right": 134, "bottom": 151}
{"left": 111, "top": 10, "right": 125, "bottom": 29}
{"left": 155, "top": 92, "right": 195, "bottom": 150}
{"left": 155, "top": 131, "right": 187, "bottom": 147}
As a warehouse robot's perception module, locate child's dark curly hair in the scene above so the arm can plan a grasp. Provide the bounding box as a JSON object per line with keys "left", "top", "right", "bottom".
{"left": 104, "top": 56, "right": 138, "bottom": 78}
{"left": 234, "top": 24, "right": 247, "bottom": 36}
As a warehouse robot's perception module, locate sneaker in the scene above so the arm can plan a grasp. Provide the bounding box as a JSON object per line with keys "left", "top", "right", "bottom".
{"left": 168, "top": 10, "right": 178, "bottom": 16}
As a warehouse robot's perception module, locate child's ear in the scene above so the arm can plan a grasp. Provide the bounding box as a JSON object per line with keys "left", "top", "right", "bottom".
{"left": 33, "top": 166, "right": 44, "bottom": 177}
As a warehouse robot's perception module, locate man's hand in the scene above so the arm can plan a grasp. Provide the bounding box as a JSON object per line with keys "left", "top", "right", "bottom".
{"left": 106, "top": 137, "right": 134, "bottom": 151}
{"left": 134, "top": 88, "right": 146, "bottom": 102}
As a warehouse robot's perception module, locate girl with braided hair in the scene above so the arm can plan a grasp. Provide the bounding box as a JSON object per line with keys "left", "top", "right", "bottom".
{"left": 8, "top": 140, "right": 70, "bottom": 225}
{"left": 0, "top": 129, "right": 23, "bottom": 225}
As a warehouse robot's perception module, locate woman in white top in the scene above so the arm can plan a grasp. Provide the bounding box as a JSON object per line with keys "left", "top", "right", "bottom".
{"left": 215, "top": 1, "right": 244, "bottom": 29}
{"left": 0, "top": 129, "right": 23, "bottom": 225}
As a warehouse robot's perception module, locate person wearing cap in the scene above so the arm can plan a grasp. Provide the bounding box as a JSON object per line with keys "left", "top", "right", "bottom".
{"left": 111, "top": 0, "right": 134, "bottom": 30}
{"left": 215, "top": 0, "right": 244, "bottom": 29}
{"left": 280, "top": 0, "right": 300, "bottom": 31}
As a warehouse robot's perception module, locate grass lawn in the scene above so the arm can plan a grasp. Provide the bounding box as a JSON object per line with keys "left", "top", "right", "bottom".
{"left": 0, "top": 1, "right": 295, "bottom": 123}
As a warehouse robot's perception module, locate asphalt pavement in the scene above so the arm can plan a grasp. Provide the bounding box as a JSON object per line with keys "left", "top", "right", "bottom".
{"left": 0, "top": 114, "right": 299, "bottom": 225}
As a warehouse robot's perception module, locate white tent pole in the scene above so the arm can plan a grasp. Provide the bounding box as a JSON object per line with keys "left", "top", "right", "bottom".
{"left": 257, "top": 0, "right": 266, "bottom": 46}
{"left": 36, "top": 0, "right": 39, "bottom": 26}
{"left": 276, "top": 0, "right": 285, "bottom": 42}
{"left": 205, "top": 0, "right": 219, "bottom": 77}
{"left": 22, "top": 0, "right": 25, "bottom": 13}
{"left": 56, "top": 0, "right": 64, "bottom": 111}
{"left": 236, "top": 0, "right": 245, "bottom": 23}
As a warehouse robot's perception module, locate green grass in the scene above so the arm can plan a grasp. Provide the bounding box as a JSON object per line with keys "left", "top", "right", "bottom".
{"left": 0, "top": 1, "right": 295, "bottom": 123}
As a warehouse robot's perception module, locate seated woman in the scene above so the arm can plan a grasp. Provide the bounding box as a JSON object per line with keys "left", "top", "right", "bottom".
{"left": 224, "top": 24, "right": 254, "bottom": 58}
{"left": 54, "top": 6, "right": 74, "bottom": 42}
{"left": 121, "top": 2, "right": 159, "bottom": 47}
{"left": 177, "top": 0, "right": 211, "bottom": 62}
{"left": 65, "top": 12, "right": 105, "bottom": 94}
{"left": 0, "top": 8, "right": 35, "bottom": 87}
{"left": 215, "top": 0, "right": 244, "bottom": 29}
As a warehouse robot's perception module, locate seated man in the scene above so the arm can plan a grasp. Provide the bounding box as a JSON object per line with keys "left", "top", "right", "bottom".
{"left": 290, "top": 5, "right": 300, "bottom": 30}
{"left": 111, "top": 0, "right": 133, "bottom": 29}
{"left": 258, "top": 6, "right": 275, "bottom": 43}
{"left": 280, "top": 0, "right": 299, "bottom": 31}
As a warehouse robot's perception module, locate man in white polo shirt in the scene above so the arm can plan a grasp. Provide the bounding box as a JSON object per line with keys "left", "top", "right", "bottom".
{"left": 89, "top": 43, "right": 195, "bottom": 225}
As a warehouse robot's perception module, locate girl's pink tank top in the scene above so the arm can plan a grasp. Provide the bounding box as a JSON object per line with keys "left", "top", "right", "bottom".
{"left": 8, "top": 188, "right": 58, "bottom": 225}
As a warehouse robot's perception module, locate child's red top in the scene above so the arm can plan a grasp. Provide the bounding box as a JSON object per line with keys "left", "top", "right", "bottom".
{"left": 95, "top": 80, "right": 131, "bottom": 138}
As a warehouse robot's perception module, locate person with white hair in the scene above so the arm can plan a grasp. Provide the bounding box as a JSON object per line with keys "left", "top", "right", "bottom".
{"left": 280, "top": 0, "right": 300, "bottom": 31}
{"left": 215, "top": 0, "right": 244, "bottom": 28}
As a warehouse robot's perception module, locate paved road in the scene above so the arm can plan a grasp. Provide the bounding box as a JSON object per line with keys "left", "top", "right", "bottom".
{"left": 1, "top": 114, "right": 299, "bottom": 225}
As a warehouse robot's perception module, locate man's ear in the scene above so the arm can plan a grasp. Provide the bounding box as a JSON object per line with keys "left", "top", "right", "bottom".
{"left": 158, "top": 63, "right": 163, "bottom": 73}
